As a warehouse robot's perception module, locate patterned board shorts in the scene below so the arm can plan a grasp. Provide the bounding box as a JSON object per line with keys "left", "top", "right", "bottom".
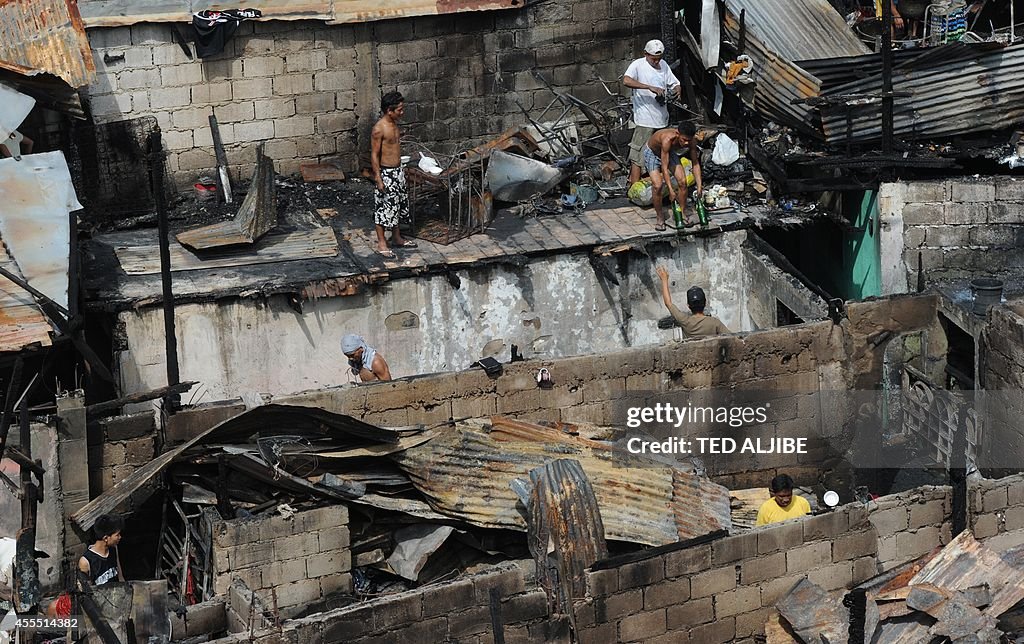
{"left": 643, "top": 145, "right": 681, "bottom": 174}
{"left": 374, "top": 166, "right": 410, "bottom": 228}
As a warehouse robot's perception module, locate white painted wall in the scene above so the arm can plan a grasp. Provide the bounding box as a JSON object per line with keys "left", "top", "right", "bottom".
{"left": 878, "top": 182, "right": 909, "bottom": 295}
{"left": 116, "top": 231, "right": 812, "bottom": 402}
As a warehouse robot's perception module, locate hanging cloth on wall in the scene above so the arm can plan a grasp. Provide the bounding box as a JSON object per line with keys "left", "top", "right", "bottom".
{"left": 191, "top": 9, "right": 263, "bottom": 58}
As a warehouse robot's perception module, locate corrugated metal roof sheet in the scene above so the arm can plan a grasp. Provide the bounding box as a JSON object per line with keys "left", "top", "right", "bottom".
{"left": 395, "top": 419, "right": 733, "bottom": 547}
{"left": 77, "top": 0, "right": 521, "bottom": 27}
{"left": 723, "top": 0, "right": 870, "bottom": 62}
{"left": 0, "top": 0, "right": 96, "bottom": 88}
{"left": 0, "top": 239, "right": 53, "bottom": 352}
{"left": 0, "top": 152, "right": 77, "bottom": 312}
{"left": 722, "top": 11, "right": 823, "bottom": 135}
{"left": 821, "top": 41, "right": 1024, "bottom": 144}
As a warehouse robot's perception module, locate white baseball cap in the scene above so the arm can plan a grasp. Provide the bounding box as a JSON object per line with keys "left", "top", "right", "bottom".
{"left": 644, "top": 39, "right": 665, "bottom": 55}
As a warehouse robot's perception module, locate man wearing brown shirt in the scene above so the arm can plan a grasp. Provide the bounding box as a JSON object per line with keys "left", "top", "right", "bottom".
{"left": 656, "top": 266, "right": 729, "bottom": 337}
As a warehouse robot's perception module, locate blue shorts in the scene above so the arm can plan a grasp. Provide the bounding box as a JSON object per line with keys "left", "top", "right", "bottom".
{"left": 643, "top": 145, "right": 681, "bottom": 174}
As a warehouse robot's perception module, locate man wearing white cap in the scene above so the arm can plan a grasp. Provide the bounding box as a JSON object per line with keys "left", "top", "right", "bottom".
{"left": 341, "top": 334, "right": 392, "bottom": 382}
{"left": 624, "top": 39, "right": 681, "bottom": 185}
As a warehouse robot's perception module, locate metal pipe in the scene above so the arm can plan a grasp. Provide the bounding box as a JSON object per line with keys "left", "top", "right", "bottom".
{"left": 150, "top": 132, "right": 181, "bottom": 410}
{"left": 881, "top": 0, "right": 895, "bottom": 155}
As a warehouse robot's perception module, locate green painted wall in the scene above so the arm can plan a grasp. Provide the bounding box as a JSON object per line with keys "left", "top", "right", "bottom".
{"left": 843, "top": 190, "right": 882, "bottom": 299}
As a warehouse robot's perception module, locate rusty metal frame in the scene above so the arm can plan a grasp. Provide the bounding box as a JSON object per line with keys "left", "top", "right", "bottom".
{"left": 0, "top": 0, "right": 96, "bottom": 87}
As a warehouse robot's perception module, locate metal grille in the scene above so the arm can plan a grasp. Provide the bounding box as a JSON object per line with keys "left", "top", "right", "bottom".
{"left": 902, "top": 376, "right": 980, "bottom": 469}
{"left": 67, "top": 116, "right": 175, "bottom": 223}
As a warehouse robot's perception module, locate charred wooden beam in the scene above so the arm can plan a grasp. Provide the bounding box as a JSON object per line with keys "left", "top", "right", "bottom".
{"left": 0, "top": 356, "right": 23, "bottom": 463}
{"left": 85, "top": 381, "right": 197, "bottom": 417}
{"left": 79, "top": 586, "right": 123, "bottom": 644}
{"left": 13, "top": 400, "right": 40, "bottom": 611}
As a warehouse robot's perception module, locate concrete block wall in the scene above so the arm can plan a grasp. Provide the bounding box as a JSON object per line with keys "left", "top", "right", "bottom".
{"left": 87, "top": 411, "right": 157, "bottom": 496}
{"left": 81, "top": 0, "right": 658, "bottom": 188}
{"left": 981, "top": 302, "right": 1024, "bottom": 473}
{"left": 892, "top": 178, "right": 1024, "bottom": 288}
{"left": 211, "top": 505, "right": 352, "bottom": 619}
{"left": 969, "top": 473, "right": 1024, "bottom": 543}
{"left": 206, "top": 489, "right": 954, "bottom": 644}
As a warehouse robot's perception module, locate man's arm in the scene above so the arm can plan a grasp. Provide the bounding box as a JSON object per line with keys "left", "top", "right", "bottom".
{"left": 890, "top": 1, "right": 904, "bottom": 29}
{"left": 661, "top": 147, "right": 676, "bottom": 200}
{"left": 115, "top": 546, "right": 125, "bottom": 582}
{"left": 370, "top": 124, "right": 385, "bottom": 193}
{"left": 655, "top": 266, "right": 675, "bottom": 310}
{"left": 371, "top": 355, "right": 392, "bottom": 382}
{"left": 623, "top": 75, "right": 664, "bottom": 97}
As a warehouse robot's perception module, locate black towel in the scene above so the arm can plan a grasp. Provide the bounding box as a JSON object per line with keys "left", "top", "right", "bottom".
{"left": 191, "top": 8, "right": 262, "bottom": 58}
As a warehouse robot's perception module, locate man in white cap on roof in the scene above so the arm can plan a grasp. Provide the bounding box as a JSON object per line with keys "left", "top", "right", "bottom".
{"left": 624, "top": 39, "right": 681, "bottom": 186}
{"left": 341, "top": 334, "right": 392, "bottom": 382}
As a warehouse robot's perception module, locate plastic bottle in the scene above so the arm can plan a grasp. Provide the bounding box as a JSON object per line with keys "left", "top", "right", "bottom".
{"left": 695, "top": 198, "right": 709, "bottom": 228}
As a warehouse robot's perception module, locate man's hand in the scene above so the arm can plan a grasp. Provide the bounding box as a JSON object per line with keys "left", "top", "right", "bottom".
{"left": 656, "top": 266, "right": 669, "bottom": 281}
{"left": 376, "top": 177, "right": 385, "bottom": 193}
{"left": 650, "top": 85, "right": 665, "bottom": 97}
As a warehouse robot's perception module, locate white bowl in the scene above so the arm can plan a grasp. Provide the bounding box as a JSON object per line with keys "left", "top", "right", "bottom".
{"left": 823, "top": 490, "right": 840, "bottom": 507}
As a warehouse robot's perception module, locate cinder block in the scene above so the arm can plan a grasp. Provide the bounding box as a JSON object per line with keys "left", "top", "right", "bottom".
{"left": 233, "top": 120, "right": 275, "bottom": 141}
{"left": 243, "top": 56, "right": 285, "bottom": 77}
{"left": 995, "top": 179, "right": 1024, "bottom": 202}
{"left": 306, "top": 550, "right": 351, "bottom": 578}
{"left": 908, "top": 500, "right": 946, "bottom": 528}
{"left": 852, "top": 556, "right": 879, "bottom": 584}
{"left": 901, "top": 203, "right": 941, "bottom": 225}
{"left": 597, "top": 589, "right": 641, "bottom": 621}
{"left": 618, "top": 609, "right": 667, "bottom": 641}
{"left": 740, "top": 552, "right": 786, "bottom": 585}
{"left": 473, "top": 568, "right": 526, "bottom": 603}
{"left": 1006, "top": 507, "right": 1024, "bottom": 532}
{"left": 806, "top": 562, "right": 853, "bottom": 591}
{"left": 274, "top": 532, "right": 320, "bottom": 560}
{"left": 576, "top": 622, "right": 617, "bottom": 644}
{"left": 943, "top": 203, "right": 989, "bottom": 225}
{"left": 757, "top": 522, "right": 804, "bottom": 554}
{"left": 502, "top": 590, "right": 548, "bottom": 622}
{"left": 424, "top": 579, "right": 475, "bottom": 617}
{"left": 896, "top": 526, "right": 941, "bottom": 560}
{"left": 643, "top": 577, "right": 690, "bottom": 610}
{"left": 314, "top": 70, "right": 356, "bottom": 92}
{"left": 253, "top": 98, "right": 296, "bottom": 120}
{"left": 786, "top": 542, "right": 831, "bottom": 574}
{"left": 666, "top": 597, "right": 713, "bottom": 629}
{"left": 869, "top": 507, "right": 909, "bottom": 537}
{"left": 262, "top": 558, "right": 306, "bottom": 587}
{"left": 232, "top": 78, "right": 273, "bottom": 100}
{"left": 371, "top": 594, "right": 423, "bottom": 631}
{"left": 273, "top": 578, "right": 323, "bottom": 608}
{"left": 214, "top": 518, "right": 263, "bottom": 548}
{"left": 735, "top": 607, "right": 774, "bottom": 639}
{"left": 617, "top": 556, "right": 664, "bottom": 590}
{"left": 688, "top": 616, "right": 735, "bottom": 644}
{"left": 586, "top": 569, "right": 617, "bottom": 597}
{"left": 318, "top": 526, "right": 350, "bottom": 551}
{"left": 446, "top": 605, "right": 490, "bottom": 638}
{"left": 715, "top": 586, "right": 761, "bottom": 618}
{"left": 712, "top": 532, "right": 758, "bottom": 565}
{"left": 833, "top": 530, "right": 877, "bottom": 562}
{"left": 161, "top": 64, "right": 204, "bottom": 87}
{"left": 802, "top": 511, "right": 850, "bottom": 542}
{"left": 905, "top": 181, "right": 948, "bottom": 203}
{"left": 973, "top": 513, "right": 1000, "bottom": 538}
{"left": 951, "top": 180, "right": 995, "bottom": 203}
{"left": 319, "top": 572, "right": 352, "bottom": 595}
{"left": 232, "top": 540, "right": 275, "bottom": 568}
{"left": 983, "top": 486, "right": 1009, "bottom": 512}
{"left": 315, "top": 112, "right": 357, "bottom": 134}
{"left": 758, "top": 575, "right": 803, "bottom": 607}
{"left": 690, "top": 567, "right": 736, "bottom": 599}
{"left": 257, "top": 515, "right": 297, "bottom": 542}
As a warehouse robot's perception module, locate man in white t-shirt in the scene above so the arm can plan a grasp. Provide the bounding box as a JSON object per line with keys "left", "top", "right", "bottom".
{"left": 623, "top": 39, "right": 681, "bottom": 185}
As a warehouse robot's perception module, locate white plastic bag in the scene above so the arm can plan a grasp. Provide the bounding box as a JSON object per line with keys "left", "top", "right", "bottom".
{"left": 712, "top": 133, "right": 740, "bottom": 165}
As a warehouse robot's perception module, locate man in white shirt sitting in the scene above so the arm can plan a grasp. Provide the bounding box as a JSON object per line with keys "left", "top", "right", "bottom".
{"left": 623, "top": 39, "right": 681, "bottom": 186}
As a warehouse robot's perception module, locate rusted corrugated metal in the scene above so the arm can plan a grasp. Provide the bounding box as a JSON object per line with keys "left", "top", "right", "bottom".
{"left": 724, "top": 0, "right": 869, "bottom": 62}
{"left": 0, "top": 0, "right": 96, "bottom": 88}
{"left": 821, "top": 41, "right": 1024, "bottom": 144}
{"left": 721, "top": 12, "right": 822, "bottom": 135}
{"left": 77, "top": 0, "right": 520, "bottom": 27}
{"left": 908, "top": 529, "right": 1024, "bottom": 617}
{"left": 394, "top": 419, "right": 732, "bottom": 547}
{"left": 0, "top": 240, "right": 53, "bottom": 352}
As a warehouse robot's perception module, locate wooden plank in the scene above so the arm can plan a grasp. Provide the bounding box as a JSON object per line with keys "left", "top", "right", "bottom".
{"left": 483, "top": 216, "right": 531, "bottom": 255}
{"left": 569, "top": 211, "right": 613, "bottom": 245}
{"left": 555, "top": 215, "right": 603, "bottom": 246}
{"left": 434, "top": 236, "right": 485, "bottom": 266}
{"left": 114, "top": 228, "right": 339, "bottom": 275}
{"left": 487, "top": 214, "right": 545, "bottom": 253}
{"left": 586, "top": 208, "right": 633, "bottom": 242}
{"left": 466, "top": 231, "right": 514, "bottom": 261}
{"left": 518, "top": 217, "right": 557, "bottom": 252}
{"left": 533, "top": 215, "right": 589, "bottom": 250}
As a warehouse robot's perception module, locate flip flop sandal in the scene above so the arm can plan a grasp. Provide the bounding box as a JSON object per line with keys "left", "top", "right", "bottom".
{"left": 654, "top": 223, "right": 667, "bottom": 231}
{"left": 392, "top": 240, "right": 418, "bottom": 248}
{"left": 376, "top": 248, "right": 397, "bottom": 259}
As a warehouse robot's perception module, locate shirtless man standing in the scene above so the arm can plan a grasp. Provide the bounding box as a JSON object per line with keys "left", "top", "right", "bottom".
{"left": 644, "top": 122, "right": 703, "bottom": 230}
{"left": 371, "top": 91, "right": 416, "bottom": 258}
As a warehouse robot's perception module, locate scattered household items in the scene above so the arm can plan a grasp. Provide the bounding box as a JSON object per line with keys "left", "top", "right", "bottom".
{"left": 711, "top": 133, "right": 740, "bottom": 165}
{"left": 485, "top": 149, "right": 562, "bottom": 202}
{"left": 177, "top": 145, "right": 278, "bottom": 250}
{"left": 417, "top": 155, "right": 442, "bottom": 175}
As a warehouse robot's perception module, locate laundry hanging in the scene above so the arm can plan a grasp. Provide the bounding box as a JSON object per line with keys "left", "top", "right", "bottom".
{"left": 191, "top": 9, "right": 263, "bottom": 58}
